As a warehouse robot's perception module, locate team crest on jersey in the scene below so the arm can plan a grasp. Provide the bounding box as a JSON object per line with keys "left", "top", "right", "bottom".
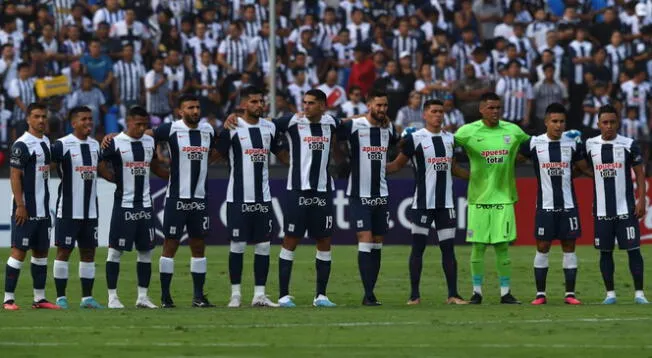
{"left": 503, "top": 135, "right": 511, "bottom": 144}
{"left": 561, "top": 146, "right": 572, "bottom": 158}
{"left": 614, "top": 147, "right": 625, "bottom": 161}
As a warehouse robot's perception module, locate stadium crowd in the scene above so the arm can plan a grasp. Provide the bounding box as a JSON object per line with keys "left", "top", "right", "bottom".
{"left": 0, "top": 0, "right": 650, "bottom": 153}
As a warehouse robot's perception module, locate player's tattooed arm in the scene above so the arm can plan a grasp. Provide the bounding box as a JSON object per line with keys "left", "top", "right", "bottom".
{"left": 634, "top": 164, "right": 646, "bottom": 219}
{"left": 386, "top": 152, "right": 409, "bottom": 174}
{"left": 452, "top": 158, "right": 470, "bottom": 180}
{"left": 150, "top": 156, "right": 170, "bottom": 179}
{"left": 10, "top": 167, "right": 27, "bottom": 226}
{"left": 97, "top": 161, "right": 115, "bottom": 183}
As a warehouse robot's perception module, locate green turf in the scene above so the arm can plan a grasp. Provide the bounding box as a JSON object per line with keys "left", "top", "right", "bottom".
{"left": 0, "top": 245, "right": 651, "bottom": 358}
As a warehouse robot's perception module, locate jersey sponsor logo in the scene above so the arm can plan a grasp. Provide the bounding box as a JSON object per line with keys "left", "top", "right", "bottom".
{"left": 362, "top": 146, "right": 387, "bottom": 161}
{"left": 75, "top": 165, "right": 96, "bottom": 180}
{"left": 541, "top": 162, "right": 568, "bottom": 176}
{"left": 298, "top": 196, "right": 327, "bottom": 206}
{"left": 361, "top": 197, "right": 388, "bottom": 206}
{"left": 597, "top": 214, "right": 629, "bottom": 221}
{"left": 38, "top": 165, "right": 50, "bottom": 179}
{"left": 475, "top": 204, "right": 505, "bottom": 209}
{"left": 304, "top": 136, "right": 329, "bottom": 151}
{"left": 595, "top": 163, "right": 622, "bottom": 178}
{"left": 125, "top": 161, "right": 148, "bottom": 176}
{"left": 124, "top": 210, "right": 152, "bottom": 221}
{"left": 176, "top": 201, "right": 206, "bottom": 211}
{"left": 480, "top": 149, "right": 508, "bottom": 164}
{"left": 241, "top": 203, "right": 269, "bottom": 213}
{"left": 244, "top": 148, "right": 269, "bottom": 162}
{"left": 427, "top": 156, "right": 452, "bottom": 171}
{"left": 182, "top": 146, "right": 208, "bottom": 161}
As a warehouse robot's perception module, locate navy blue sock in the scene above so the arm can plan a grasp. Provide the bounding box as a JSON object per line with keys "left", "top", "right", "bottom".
{"left": 191, "top": 272, "right": 205, "bottom": 299}
{"left": 160, "top": 273, "right": 172, "bottom": 301}
{"left": 4, "top": 262, "right": 20, "bottom": 298}
{"left": 229, "top": 252, "right": 243, "bottom": 285}
{"left": 254, "top": 254, "right": 270, "bottom": 286}
{"left": 600, "top": 251, "right": 615, "bottom": 291}
{"left": 31, "top": 263, "right": 47, "bottom": 291}
{"left": 628, "top": 249, "right": 644, "bottom": 291}
{"left": 358, "top": 249, "right": 374, "bottom": 299}
{"left": 106, "top": 262, "right": 119, "bottom": 290}
{"left": 55, "top": 278, "right": 67, "bottom": 297}
{"left": 137, "top": 262, "right": 150, "bottom": 288}
{"left": 535, "top": 267, "right": 549, "bottom": 293}
{"left": 370, "top": 247, "right": 382, "bottom": 291}
{"left": 315, "top": 256, "right": 331, "bottom": 296}
{"left": 440, "top": 239, "right": 459, "bottom": 298}
{"left": 278, "top": 258, "right": 292, "bottom": 298}
{"left": 409, "top": 234, "right": 427, "bottom": 300}
{"left": 563, "top": 268, "right": 577, "bottom": 293}
{"left": 81, "top": 278, "right": 94, "bottom": 297}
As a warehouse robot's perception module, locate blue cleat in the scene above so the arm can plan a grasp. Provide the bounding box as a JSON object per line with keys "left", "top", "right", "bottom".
{"left": 602, "top": 296, "right": 617, "bottom": 305}
{"left": 56, "top": 297, "right": 69, "bottom": 309}
{"left": 635, "top": 296, "right": 649, "bottom": 304}
{"left": 313, "top": 295, "right": 337, "bottom": 307}
{"left": 80, "top": 297, "right": 104, "bottom": 309}
{"left": 278, "top": 295, "right": 296, "bottom": 308}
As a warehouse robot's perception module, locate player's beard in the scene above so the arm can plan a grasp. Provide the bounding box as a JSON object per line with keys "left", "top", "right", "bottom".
{"left": 371, "top": 111, "right": 388, "bottom": 126}
{"left": 184, "top": 114, "right": 200, "bottom": 125}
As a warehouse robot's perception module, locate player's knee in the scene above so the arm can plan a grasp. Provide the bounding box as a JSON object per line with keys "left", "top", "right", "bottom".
{"left": 107, "top": 248, "right": 122, "bottom": 263}
{"left": 10, "top": 248, "right": 26, "bottom": 262}
{"left": 162, "top": 239, "right": 180, "bottom": 257}
{"left": 282, "top": 237, "right": 300, "bottom": 251}
{"left": 536, "top": 241, "right": 551, "bottom": 254}
{"left": 230, "top": 241, "right": 246, "bottom": 254}
{"left": 79, "top": 248, "right": 95, "bottom": 262}
{"left": 55, "top": 248, "right": 72, "bottom": 261}
{"left": 439, "top": 238, "right": 455, "bottom": 255}
{"left": 254, "top": 241, "right": 271, "bottom": 256}
{"left": 315, "top": 237, "right": 331, "bottom": 252}
{"left": 136, "top": 250, "right": 152, "bottom": 263}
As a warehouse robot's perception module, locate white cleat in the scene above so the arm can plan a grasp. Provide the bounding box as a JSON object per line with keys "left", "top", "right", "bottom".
{"left": 108, "top": 296, "right": 125, "bottom": 309}
{"left": 227, "top": 295, "right": 241, "bottom": 308}
{"left": 135, "top": 296, "right": 158, "bottom": 309}
{"left": 252, "top": 295, "right": 280, "bottom": 308}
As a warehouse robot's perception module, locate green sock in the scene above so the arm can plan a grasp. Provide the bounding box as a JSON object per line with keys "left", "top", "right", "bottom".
{"left": 470, "top": 243, "right": 487, "bottom": 294}
{"left": 494, "top": 242, "right": 512, "bottom": 295}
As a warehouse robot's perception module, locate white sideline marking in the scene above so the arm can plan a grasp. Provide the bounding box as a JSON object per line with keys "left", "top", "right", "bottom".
{"left": 0, "top": 317, "right": 650, "bottom": 331}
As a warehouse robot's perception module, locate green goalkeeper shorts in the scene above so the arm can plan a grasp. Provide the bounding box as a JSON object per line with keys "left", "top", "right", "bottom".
{"left": 466, "top": 203, "right": 516, "bottom": 244}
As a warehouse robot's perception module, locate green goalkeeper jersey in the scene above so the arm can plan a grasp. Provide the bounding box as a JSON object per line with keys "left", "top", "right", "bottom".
{"left": 454, "top": 120, "right": 530, "bottom": 205}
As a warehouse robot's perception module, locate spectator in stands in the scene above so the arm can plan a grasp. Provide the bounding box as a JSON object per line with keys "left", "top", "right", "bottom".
{"left": 395, "top": 91, "right": 423, "bottom": 133}
{"left": 454, "top": 63, "right": 492, "bottom": 122}
{"left": 68, "top": 74, "right": 107, "bottom": 136}
{"left": 582, "top": 81, "right": 611, "bottom": 138}
{"left": 442, "top": 95, "right": 465, "bottom": 133}
{"left": 372, "top": 59, "right": 410, "bottom": 120}
{"left": 80, "top": 38, "right": 114, "bottom": 99}
{"left": 0, "top": 44, "right": 19, "bottom": 92}
{"left": 533, "top": 64, "right": 568, "bottom": 133}
{"left": 347, "top": 45, "right": 375, "bottom": 96}
{"left": 473, "top": 0, "right": 503, "bottom": 40}
{"left": 8, "top": 62, "right": 35, "bottom": 140}
{"left": 339, "top": 85, "right": 368, "bottom": 118}
{"left": 317, "top": 69, "right": 347, "bottom": 117}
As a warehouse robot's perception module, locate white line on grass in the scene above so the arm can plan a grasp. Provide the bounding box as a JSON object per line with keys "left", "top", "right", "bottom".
{"left": 0, "top": 317, "right": 650, "bottom": 331}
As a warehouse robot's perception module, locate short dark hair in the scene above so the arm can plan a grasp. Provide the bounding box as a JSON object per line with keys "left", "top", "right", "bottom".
{"left": 17, "top": 62, "right": 30, "bottom": 71}
{"left": 507, "top": 59, "right": 521, "bottom": 68}
{"left": 423, "top": 99, "right": 444, "bottom": 110}
{"left": 545, "top": 103, "right": 566, "bottom": 117}
{"left": 178, "top": 93, "right": 200, "bottom": 108}
{"left": 598, "top": 104, "right": 619, "bottom": 120}
{"left": 128, "top": 105, "right": 149, "bottom": 118}
{"left": 68, "top": 106, "right": 92, "bottom": 121}
{"left": 239, "top": 86, "right": 264, "bottom": 99}
{"left": 305, "top": 89, "right": 326, "bottom": 103}
{"left": 480, "top": 92, "right": 501, "bottom": 102}
{"left": 349, "top": 85, "right": 362, "bottom": 94}
{"left": 542, "top": 63, "right": 555, "bottom": 71}
{"left": 367, "top": 89, "right": 388, "bottom": 102}
{"left": 27, "top": 102, "right": 47, "bottom": 116}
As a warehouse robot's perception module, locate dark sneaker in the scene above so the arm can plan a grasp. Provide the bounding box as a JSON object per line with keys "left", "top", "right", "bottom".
{"left": 362, "top": 297, "right": 382, "bottom": 306}
{"left": 500, "top": 292, "right": 522, "bottom": 304}
{"left": 192, "top": 295, "right": 216, "bottom": 308}
{"left": 469, "top": 292, "right": 483, "bottom": 304}
{"left": 161, "top": 298, "right": 176, "bottom": 309}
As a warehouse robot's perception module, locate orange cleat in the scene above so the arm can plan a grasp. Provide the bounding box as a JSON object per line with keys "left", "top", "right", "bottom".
{"left": 531, "top": 296, "right": 547, "bottom": 305}
{"left": 3, "top": 300, "right": 19, "bottom": 310}
{"left": 447, "top": 296, "right": 469, "bottom": 305}
{"left": 407, "top": 298, "right": 421, "bottom": 305}
{"left": 564, "top": 296, "right": 582, "bottom": 305}
{"left": 32, "top": 299, "right": 61, "bottom": 310}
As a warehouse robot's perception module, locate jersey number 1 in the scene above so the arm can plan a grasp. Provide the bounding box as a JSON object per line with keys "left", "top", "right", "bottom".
{"left": 568, "top": 217, "right": 579, "bottom": 231}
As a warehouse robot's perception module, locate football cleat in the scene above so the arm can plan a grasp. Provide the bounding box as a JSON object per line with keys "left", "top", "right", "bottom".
{"left": 362, "top": 297, "right": 382, "bottom": 306}
{"left": 161, "top": 298, "right": 176, "bottom": 309}
{"left": 136, "top": 296, "right": 158, "bottom": 309}
{"left": 80, "top": 297, "right": 104, "bottom": 309}
{"left": 192, "top": 295, "right": 216, "bottom": 308}
{"left": 32, "top": 299, "right": 61, "bottom": 310}
{"left": 564, "top": 296, "right": 582, "bottom": 305}
{"left": 56, "top": 297, "right": 69, "bottom": 309}
{"left": 313, "top": 295, "right": 337, "bottom": 307}
{"left": 252, "top": 295, "right": 279, "bottom": 307}
{"left": 3, "top": 300, "right": 19, "bottom": 310}
{"left": 447, "top": 296, "right": 468, "bottom": 305}
{"left": 531, "top": 295, "right": 547, "bottom": 305}
{"left": 602, "top": 296, "right": 617, "bottom": 305}
{"left": 278, "top": 295, "right": 296, "bottom": 308}
{"left": 407, "top": 298, "right": 421, "bottom": 305}
{"left": 500, "top": 292, "right": 521, "bottom": 304}
{"left": 635, "top": 296, "right": 649, "bottom": 304}
{"left": 108, "top": 296, "right": 125, "bottom": 309}
{"left": 469, "top": 292, "right": 483, "bottom": 304}
{"left": 227, "top": 294, "right": 241, "bottom": 308}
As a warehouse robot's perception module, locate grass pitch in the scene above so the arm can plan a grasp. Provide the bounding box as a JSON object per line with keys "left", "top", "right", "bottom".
{"left": 0, "top": 245, "right": 651, "bottom": 358}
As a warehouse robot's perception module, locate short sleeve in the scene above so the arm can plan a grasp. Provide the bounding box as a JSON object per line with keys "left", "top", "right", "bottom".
{"left": 401, "top": 134, "right": 415, "bottom": 158}
{"left": 217, "top": 40, "right": 227, "bottom": 55}
{"left": 144, "top": 71, "right": 156, "bottom": 88}
{"left": 337, "top": 120, "right": 353, "bottom": 141}
{"left": 100, "top": 139, "right": 116, "bottom": 161}
{"left": 582, "top": 95, "right": 593, "bottom": 107}
{"left": 216, "top": 129, "right": 231, "bottom": 156}
{"left": 513, "top": 125, "right": 530, "bottom": 145}
{"left": 572, "top": 142, "right": 585, "bottom": 162}
{"left": 454, "top": 125, "right": 470, "bottom": 147}
{"left": 389, "top": 123, "right": 399, "bottom": 145}
{"left": 9, "top": 142, "right": 30, "bottom": 169}
{"left": 518, "top": 138, "right": 532, "bottom": 158}
{"left": 273, "top": 114, "right": 293, "bottom": 133}
{"left": 7, "top": 80, "right": 19, "bottom": 98}
{"left": 153, "top": 123, "right": 172, "bottom": 144}
{"left": 630, "top": 141, "right": 643, "bottom": 166}
{"left": 50, "top": 140, "right": 64, "bottom": 163}
{"left": 270, "top": 126, "right": 285, "bottom": 155}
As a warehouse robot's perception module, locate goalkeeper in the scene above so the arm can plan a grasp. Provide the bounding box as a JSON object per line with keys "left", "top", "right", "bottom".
{"left": 454, "top": 92, "right": 530, "bottom": 304}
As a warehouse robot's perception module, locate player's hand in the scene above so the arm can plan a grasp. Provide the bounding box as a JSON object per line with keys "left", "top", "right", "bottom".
{"left": 101, "top": 133, "right": 118, "bottom": 149}
{"left": 223, "top": 113, "right": 239, "bottom": 130}
{"left": 635, "top": 199, "right": 646, "bottom": 219}
{"left": 14, "top": 205, "right": 27, "bottom": 226}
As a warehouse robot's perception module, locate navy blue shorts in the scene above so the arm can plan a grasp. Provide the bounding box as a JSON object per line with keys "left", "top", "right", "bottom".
{"left": 109, "top": 206, "right": 155, "bottom": 251}
{"left": 594, "top": 214, "right": 640, "bottom": 251}
{"left": 11, "top": 217, "right": 51, "bottom": 252}
{"left": 54, "top": 218, "right": 98, "bottom": 249}
{"left": 349, "top": 196, "right": 389, "bottom": 235}
{"left": 284, "top": 190, "right": 334, "bottom": 239}
{"left": 534, "top": 208, "right": 581, "bottom": 241}
{"left": 227, "top": 202, "right": 274, "bottom": 243}
{"left": 163, "top": 198, "right": 209, "bottom": 240}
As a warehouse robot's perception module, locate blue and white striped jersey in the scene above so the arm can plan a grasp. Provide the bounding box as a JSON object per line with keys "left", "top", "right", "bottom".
{"left": 9, "top": 132, "right": 51, "bottom": 218}
{"left": 101, "top": 133, "right": 156, "bottom": 209}
{"left": 51, "top": 134, "right": 100, "bottom": 219}
{"left": 496, "top": 76, "right": 534, "bottom": 122}
{"left": 217, "top": 117, "right": 283, "bottom": 203}
{"left": 154, "top": 120, "right": 215, "bottom": 199}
